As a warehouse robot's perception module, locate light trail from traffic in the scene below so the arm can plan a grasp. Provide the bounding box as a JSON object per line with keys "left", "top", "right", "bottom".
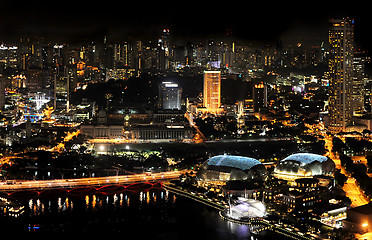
{"left": 0, "top": 170, "right": 187, "bottom": 192}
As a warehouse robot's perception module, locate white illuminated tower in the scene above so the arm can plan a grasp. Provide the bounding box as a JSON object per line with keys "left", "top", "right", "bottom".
{"left": 159, "top": 81, "right": 182, "bottom": 110}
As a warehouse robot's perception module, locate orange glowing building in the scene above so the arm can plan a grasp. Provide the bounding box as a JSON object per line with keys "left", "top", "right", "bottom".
{"left": 199, "top": 71, "right": 224, "bottom": 114}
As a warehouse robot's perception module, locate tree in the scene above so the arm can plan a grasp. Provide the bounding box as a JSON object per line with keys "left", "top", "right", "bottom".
{"left": 334, "top": 169, "right": 347, "bottom": 187}
{"left": 332, "top": 137, "right": 346, "bottom": 153}
{"left": 226, "top": 119, "right": 237, "bottom": 136}
{"left": 367, "top": 156, "right": 372, "bottom": 172}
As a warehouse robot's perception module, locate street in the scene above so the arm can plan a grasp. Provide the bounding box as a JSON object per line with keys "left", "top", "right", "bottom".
{"left": 324, "top": 134, "right": 369, "bottom": 208}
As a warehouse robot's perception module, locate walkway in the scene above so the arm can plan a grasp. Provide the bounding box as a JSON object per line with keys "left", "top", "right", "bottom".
{"left": 163, "top": 184, "right": 225, "bottom": 210}
{"left": 163, "top": 184, "right": 314, "bottom": 240}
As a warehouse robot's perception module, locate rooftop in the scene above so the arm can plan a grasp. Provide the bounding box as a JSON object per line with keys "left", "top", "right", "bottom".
{"left": 206, "top": 155, "right": 261, "bottom": 171}
{"left": 348, "top": 203, "right": 372, "bottom": 215}
{"left": 282, "top": 153, "right": 328, "bottom": 165}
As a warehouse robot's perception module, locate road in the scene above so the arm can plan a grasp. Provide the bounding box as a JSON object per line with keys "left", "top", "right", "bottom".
{"left": 343, "top": 177, "right": 369, "bottom": 207}
{"left": 323, "top": 134, "right": 369, "bottom": 207}
{"left": 49, "top": 129, "right": 81, "bottom": 152}
{"left": 0, "top": 170, "right": 187, "bottom": 192}
{"left": 0, "top": 129, "right": 81, "bottom": 166}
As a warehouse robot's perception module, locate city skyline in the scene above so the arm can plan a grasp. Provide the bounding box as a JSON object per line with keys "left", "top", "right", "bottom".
{"left": 1, "top": 3, "right": 372, "bottom": 239}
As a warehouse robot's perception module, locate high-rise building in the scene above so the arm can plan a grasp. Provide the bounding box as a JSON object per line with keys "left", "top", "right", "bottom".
{"left": 328, "top": 18, "right": 354, "bottom": 133}
{"left": 352, "top": 52, "right": 367, "bottom": 115}
{"left": 159, "top": 81, "right": 182, "bottom": 110}
{"left": 54, "top": 66, "right": 70, "bottom": 111}
{"left": 157, "top": 29, "right": 171, "bottom": 70}
{"left": 0, "top": 76, "right": 4, "bottom": 110}
{"left": 201, "top": 71, "right": 224, "bottom": 114}
{"left": 253, "top": 82, "right": 267, "bottom": 112}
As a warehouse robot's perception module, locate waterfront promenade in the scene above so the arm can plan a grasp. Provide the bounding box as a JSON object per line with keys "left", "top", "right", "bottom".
{"left": 164, "top": 183, "right": 314, "bottom": 240}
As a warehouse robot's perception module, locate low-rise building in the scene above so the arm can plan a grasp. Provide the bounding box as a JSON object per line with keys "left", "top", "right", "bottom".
{"left": 344, "top": 203, "right": 372, "bottom": 233}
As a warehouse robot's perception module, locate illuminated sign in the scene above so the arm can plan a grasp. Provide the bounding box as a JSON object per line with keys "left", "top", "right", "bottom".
{"left": 0, "top": 44, "right": 17, "bottom": 50}
{"left": 165, "top": 83, "right": 178, "bottom": 88}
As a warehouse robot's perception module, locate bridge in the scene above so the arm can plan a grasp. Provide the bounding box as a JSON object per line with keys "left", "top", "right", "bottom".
{"left": 0, "top": 170, "right": 186, "bottom": 193}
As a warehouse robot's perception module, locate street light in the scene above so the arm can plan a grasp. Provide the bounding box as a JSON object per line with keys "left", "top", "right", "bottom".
{"left": 362, "top": 222, "right": 368, "bottom": 233}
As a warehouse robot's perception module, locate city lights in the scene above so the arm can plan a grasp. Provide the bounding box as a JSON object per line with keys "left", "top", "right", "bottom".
{"left": 0, "top": 3, "right": 370, "bottom": 238}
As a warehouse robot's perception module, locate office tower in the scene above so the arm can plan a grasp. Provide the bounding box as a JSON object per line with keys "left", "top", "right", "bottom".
{"left": 160, "top": 29, "right": 170, "bottom": 57}
{"left": 352, "top": 52, "right": 366, "bottom": 115}
{"left": 113, "top": 43, "right": 131, "bottom": 68}
{"left": 328, "top": 18, "right": 354, "bottom": 133}
{"left": 203, "top": 71, "right": 223, "bottom": 114}
{"left": 25, "top": 68, "right": 43, "bottom": 91}
{"left": 133, "top": 40, "right": 143, "bottom": 76}
{"left": 103, "top": 44, "right": 114, "bottom": 69}
{"left": 253, "top": 82, "right": 267, "bottom": 112}
{"left": 159, "top": 81, "right": 182, "bottom": 110}
{"left": 157, "top": 29, "right": 171, "bottom": 70}
{"left": 54, "top": 66, "right": 70, "bottom": 111}
{"left": 185, "top": 41, "right": 194, "bottom": 66}
{"left": 0, "top": 77, "right": 4, "bottom": 110}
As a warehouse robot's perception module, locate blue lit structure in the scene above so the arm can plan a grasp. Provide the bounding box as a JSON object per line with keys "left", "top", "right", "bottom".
{"left": 206, "top": 155, "right": 262, "bottom": 171}
{"left": 282, "top": 153, "right": 328, "bottom": 165}
{"left": 274, "top": 153, "right": 335, "bottom": 179}
{"left": 197, "top": 155, "right": 268, "bottom": 182}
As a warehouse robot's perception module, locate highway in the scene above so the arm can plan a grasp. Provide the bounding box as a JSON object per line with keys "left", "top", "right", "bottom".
{"left": 0, "top": 170, "right": 186, "bottom": 192}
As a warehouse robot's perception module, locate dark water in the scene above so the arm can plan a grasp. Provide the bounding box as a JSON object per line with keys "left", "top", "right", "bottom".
{"left": 1, "top": 189, "right": 290, "bottom": 240}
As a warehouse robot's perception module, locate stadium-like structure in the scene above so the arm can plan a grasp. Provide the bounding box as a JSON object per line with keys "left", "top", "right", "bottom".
{"left": 274, "top": 153, "right": 335, "bottom": 180}
{"left": 197, "top": 155, "right": 268, "bottom": 182}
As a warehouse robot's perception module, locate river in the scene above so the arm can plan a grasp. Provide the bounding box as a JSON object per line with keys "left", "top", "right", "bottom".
{"left": 0, "top": 188, "right": 291, "bottom": 240}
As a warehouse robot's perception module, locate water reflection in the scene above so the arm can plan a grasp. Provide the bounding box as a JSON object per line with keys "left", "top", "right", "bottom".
{"left": 6, "top": 189, "right": 284, "bottom": 239}
{"left": 26, "top": 189, "right": 170, "bottom": 216}
{"left": 227, "top": 220, "right": 251, "bottom": 238}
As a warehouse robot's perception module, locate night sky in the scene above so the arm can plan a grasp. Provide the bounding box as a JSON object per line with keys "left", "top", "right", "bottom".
{"left": 0, "top": 1, "right": 371, "bottom": 50}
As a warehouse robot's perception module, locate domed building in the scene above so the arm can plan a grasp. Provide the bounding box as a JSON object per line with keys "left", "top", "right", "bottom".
{"left": 274, "top": 153, "right": 335, "bottom": 180}
{"left": 197, "top": 155, "right": 268, "bottom": 183}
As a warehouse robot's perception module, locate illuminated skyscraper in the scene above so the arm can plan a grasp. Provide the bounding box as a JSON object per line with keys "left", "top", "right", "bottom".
{"left": 253, "top": 82, "right": 267, "bottom": 112}
{"left": 352, "top": 52, "right": 366, "bottom": 115}
{"left": 158, "top": 29, "right": 170, "bottom": 70}
{"left": 0, "top": 76, "right": 4, "bottom": 110}
{"left": 202, "top": 71, "right": 223, "bottom": 114}
{"left": 54, "top": 66, "right": 70, "bottom": 111}
{"left": 159, "top": 81, "right": 182, "bottom": 110}
{"left": 328, "top": 18, "right": 354, "bottom": 133}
